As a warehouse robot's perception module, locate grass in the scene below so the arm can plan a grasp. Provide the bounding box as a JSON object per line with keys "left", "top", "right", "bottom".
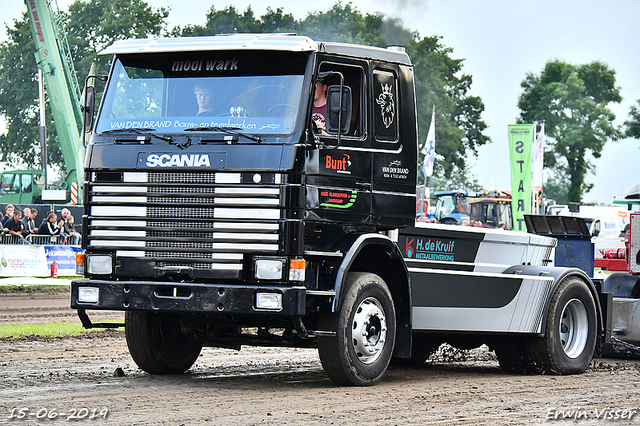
{"left": 0, "top": 285, "right": 70, "bottom": 294}
{"left": 0, "top": 321, "right": 123, "bottom": 338}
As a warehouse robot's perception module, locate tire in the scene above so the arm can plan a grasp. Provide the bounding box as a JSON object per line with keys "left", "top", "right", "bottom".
{"left": 125, "top": 311, "right": 203, "bottom": 375}
{"left": 317, "top": 272, "right": 396, "bottom": 386}
{"left": 527, "top": 277, "right": 597, "bottom": 374}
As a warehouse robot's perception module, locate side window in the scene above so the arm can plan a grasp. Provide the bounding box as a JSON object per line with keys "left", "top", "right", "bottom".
{"left": 373, "top": 70, "right": 398, "bottom": 143}
{"left": 0, "top": 173, "right": 19, "bottom": 194}
{"left": 21, "top": 174, "right": 32, "bottom": 193}
{"left": 316, "top": 62, "right": 365, "bottom": 142}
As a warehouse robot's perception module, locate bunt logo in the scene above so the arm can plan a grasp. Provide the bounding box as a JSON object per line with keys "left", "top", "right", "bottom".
{"left": 144, "top": 153, "right": 211, "bottom": 168}
{"left": 0, "top": 258, "right": 6, "bottom": 268}
{"left": 325, "top": 154, "right": 351, "bottom": 174}
{"left": 405, "top": 238, "right": 414, "bottom": 258}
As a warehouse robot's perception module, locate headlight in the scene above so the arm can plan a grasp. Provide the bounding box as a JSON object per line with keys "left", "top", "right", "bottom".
{"left": 255, "top": 292, "right": 282, "bottom": 311}
{"left": 77, "top": 287, "right": 100, "bottom": 304}
{"left": 87, "top": 255, "right": 113, "bottom": 274}
{"left": 255, "top": 258, "right": 284, "bottom": 280}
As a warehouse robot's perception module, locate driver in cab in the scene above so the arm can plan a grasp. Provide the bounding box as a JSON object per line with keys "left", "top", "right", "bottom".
{"left": 194, "top": 83, "right": 215, "bottom": 116}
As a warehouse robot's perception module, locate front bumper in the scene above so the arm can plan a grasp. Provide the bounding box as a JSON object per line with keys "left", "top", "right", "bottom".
{"left": 71, "top": 280, "right": 307, "bottom": 316}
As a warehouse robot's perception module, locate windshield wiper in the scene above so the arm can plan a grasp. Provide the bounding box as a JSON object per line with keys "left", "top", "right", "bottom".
{"left": 184, "top": 126, "right": 262, "bottom": 143}
{"left": 100, "top": 128, "right": 174, "bottom": 143}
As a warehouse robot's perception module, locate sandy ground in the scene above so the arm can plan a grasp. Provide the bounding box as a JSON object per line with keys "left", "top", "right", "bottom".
{"left": 1, "top": 292, "right": 640, "bottom": 425}
{"left": 0, "top": 289, "right": 123, "bottom": 324}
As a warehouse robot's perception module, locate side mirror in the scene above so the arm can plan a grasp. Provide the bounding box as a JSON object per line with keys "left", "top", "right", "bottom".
{"left": 83, "top": 85, "right": 95, "bottom": 137}
{"left": 326, "top": 85, "right": 352, "bottom": 135}
{"left": 82, "top": 73, "right": 107, "bottom": 147}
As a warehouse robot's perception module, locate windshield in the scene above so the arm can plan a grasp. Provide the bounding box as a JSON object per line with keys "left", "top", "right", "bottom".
{"left": 434, "top": 195, "right": 470, "bottom": 220}
{"left": 95, "top": 52, "right": 308, "bottom": 139}
{"left": 470, "top": 201, "right": 512, "bottom": 227}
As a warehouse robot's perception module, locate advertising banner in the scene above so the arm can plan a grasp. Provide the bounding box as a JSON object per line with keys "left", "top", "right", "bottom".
{"left": 0, "top": 245, "right": 49, "bottom": 277}
{"left": 43, "top": 246, "right": 83, "bottom": 276}
{"left": 508, "top": 124, "right": 534, "bottom": 232}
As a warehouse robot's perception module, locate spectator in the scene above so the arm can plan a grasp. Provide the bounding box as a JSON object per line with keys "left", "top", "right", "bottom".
{"left": 38, "top": 212, "right": 61, "bottom": 238}
{"left": 2, "top": 204, "right": 14, "bottom": 226}
{"left": 472, "top": 220, "right": 483, "bottom": 227}
{"left": 25, "top": 208, "right": 38, "bottom": 237}
{"left": 4, "top": 209, "right": 26, "bottom": 242}
{"left": 21, "top": 207, "right": 32, "bottom": 237}
{"left": 60, "top": 208, "right": 80, "bottom": 245}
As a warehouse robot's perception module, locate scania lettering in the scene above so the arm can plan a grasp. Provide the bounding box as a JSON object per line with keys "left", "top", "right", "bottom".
{"left": 144, "top": 154, "right": 212, "bottom": 168}
{"left": 72, "top": 34, "right": 609, "bottom": 386}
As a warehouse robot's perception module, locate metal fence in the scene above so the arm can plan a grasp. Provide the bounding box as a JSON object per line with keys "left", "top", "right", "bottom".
{"left": 0, "top": 233, "right": 80, "bottom": 246}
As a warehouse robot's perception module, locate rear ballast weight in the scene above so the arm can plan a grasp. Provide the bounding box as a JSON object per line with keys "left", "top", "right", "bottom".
{"left": 72, "top": 33, "right": 607, "bottom": 386}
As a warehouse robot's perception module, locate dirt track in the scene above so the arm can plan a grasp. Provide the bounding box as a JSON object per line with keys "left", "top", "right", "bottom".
{"left": 0, "top": 289, "right": 122, "bottom": 324}
{"left": 1, "top": 293, "right": 640, "bottom": 425}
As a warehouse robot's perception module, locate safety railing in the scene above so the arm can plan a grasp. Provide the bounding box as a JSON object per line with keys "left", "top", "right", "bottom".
{"left": 0, "top": 233, "right": 81, "bottom": 246}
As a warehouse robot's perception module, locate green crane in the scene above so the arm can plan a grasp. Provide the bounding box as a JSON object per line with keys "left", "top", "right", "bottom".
{"left": 0, "top": 0, "right": 85, "bottom": 205}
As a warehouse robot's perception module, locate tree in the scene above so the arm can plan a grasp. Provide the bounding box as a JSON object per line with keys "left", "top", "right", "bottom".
{"left": 407, "top": 36, "right": 488, "bottom": 181}
{"left": 518, "top": 60, "right": 622, "bottom": 203}
{"left": 185, "top": 2, "right": 489, "bottom": 183}
{"left": 0, "top": 0, "right": 167, "bottom": 172}
{"left": 1, "top": 1, "right": 489, "bottom": 186}
{"left": 624, "top": 100, "right": 640, "bottom": 139}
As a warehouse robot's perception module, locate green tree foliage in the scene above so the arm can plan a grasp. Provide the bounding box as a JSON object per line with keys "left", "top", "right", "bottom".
{"left": 0, "top": 16, "right": 42, "bottom": 167}
{"left": 0, "top": 0, "right": 167, "bottom": 171}
{"left": 518, "top": 60, "right": 622, "bottom": 203}
{"left": 0, "top": 1, "right": 489, "bottom": 185}
{"left": 66, "top": 0, "right": 168, "bottom": 77}
{"left": 178, "top": 2, "right": 489, "bottom": 182}
{"left": 624, "top": 100, "right": 640, "bottom": 139}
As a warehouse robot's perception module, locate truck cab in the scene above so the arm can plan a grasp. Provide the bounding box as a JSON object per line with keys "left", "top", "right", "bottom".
{"left": 0, "top": 170, "right": 42, "bottom": 204}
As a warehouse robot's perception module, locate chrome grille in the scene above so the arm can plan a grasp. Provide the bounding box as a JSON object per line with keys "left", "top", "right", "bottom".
{"left": 88, "top": 171, "right": 282, "bottom": 278}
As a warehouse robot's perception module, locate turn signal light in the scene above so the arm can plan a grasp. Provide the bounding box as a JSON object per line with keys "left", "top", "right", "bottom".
{"left": 289, "top": 258, "right": 306, "bottom": 281}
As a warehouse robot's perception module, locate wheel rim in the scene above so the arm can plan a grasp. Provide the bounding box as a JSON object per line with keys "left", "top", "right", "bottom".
{"left": 559, "top": 298, "right": 589, "bottom": 358}
{"left": 351, "top": 296, "right": 388, "bottom": 365}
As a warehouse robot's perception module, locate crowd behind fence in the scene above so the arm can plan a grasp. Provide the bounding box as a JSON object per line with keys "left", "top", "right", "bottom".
{"left": 0, "top": 233, "right": 81, "bottom": 246}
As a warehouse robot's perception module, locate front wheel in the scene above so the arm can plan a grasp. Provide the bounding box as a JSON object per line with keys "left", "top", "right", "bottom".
{"left": 125, "top": 311, "right": 203, "bottom": 375}
{"left": 317, "top": 272, "right": 396, "bottom": 386}
{"left": 527, "top": 277, "right": 598, "bottom": 374}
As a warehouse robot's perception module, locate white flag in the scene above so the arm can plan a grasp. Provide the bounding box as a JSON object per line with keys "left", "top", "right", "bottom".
{"left": 532, "top": 123, "right": 544, "bottom": 192}
{"left": 422, "top": 106, "right": 435, "bottom": 178}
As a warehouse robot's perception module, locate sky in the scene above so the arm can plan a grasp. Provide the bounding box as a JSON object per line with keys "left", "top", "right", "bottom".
{"left": 3, "top": 0, "right": 640, "bottom": 204}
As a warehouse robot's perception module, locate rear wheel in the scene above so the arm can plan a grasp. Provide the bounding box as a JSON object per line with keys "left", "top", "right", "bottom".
{"left": 125, "top": 311, "right": 203, "bottom": 374}
{"left": 527, "top": 277, "right": 597, "bottom": 374}
{"left": 317, "top": 272, "right": 396, "bottom": 386}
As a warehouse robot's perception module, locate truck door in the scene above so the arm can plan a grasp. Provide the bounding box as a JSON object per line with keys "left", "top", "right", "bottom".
{"left": 306, "top": 61, "right": 372, "bottom": 225}
{"left": 370, "top": 65, "right": 418, "bottom": 228}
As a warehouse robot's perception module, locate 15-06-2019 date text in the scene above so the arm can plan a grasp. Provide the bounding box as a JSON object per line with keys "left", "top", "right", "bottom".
{"left": 8, "top": 407, "right": 109, "bottom": 421}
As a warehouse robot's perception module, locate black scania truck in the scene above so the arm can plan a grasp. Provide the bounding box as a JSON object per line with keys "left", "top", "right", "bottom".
{"left": 72, "top": 34, "right": 608, "bottom": 386}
